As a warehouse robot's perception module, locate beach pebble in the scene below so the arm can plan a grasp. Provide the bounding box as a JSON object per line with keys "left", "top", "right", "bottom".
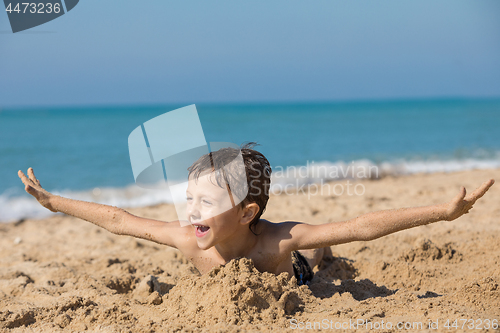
{"left": 147, "top": 291, "right": 163, "bottom": 305}
{"left": 14, "top": 237, "right": 22, "bottom": 244}
{"left": 54, "top": 314, "right": 71, "bottom": 328}
{"left": 133, "top": 275, "right": 157, "bottom": 303}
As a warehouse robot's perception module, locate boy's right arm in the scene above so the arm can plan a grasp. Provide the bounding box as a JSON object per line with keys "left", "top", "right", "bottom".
{"left": 18, "top": 168, "right": 183, "bottom": 248}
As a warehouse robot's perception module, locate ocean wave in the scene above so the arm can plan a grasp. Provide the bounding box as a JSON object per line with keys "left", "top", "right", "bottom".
{"left": 2, "top": 157, "right": 500, "bottom": 222}
{"left": 271, "top": 157, "right": 500, "bottom": 187}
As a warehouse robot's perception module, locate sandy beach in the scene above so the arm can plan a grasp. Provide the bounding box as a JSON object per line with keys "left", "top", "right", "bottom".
{"left": 1, "top": 168, "right": 499, "bottom": 332}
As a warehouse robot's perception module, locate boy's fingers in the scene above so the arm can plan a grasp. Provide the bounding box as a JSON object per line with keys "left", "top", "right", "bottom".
{"left": 28, "top": 167, "right": 35, "bottom": 179}
{"left": 453, "top": 186, "right": 466, "bottom": 205}
{"left": 18, "top": 170, "right": 32, "bottom": 186}
{"left": 27, "top": 167, "right": 40, "bottom": 186}
{"left": 28, "top": 168, "right": 36, "bottom": 184}
{"left": 467, "top": 179, "right": 494, "bottom": 202}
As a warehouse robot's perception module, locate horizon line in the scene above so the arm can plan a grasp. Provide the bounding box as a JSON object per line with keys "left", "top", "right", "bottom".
{"left": 2, "top": 95, "right": 500, "bottom": 111}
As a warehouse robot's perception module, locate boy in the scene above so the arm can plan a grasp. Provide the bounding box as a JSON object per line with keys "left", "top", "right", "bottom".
{"left": 18, "top": 144, "right": 494, "bottom": 286}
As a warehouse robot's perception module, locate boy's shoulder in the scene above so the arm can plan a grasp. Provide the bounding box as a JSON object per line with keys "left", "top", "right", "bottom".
{"left": 256, "top": 219, "right": 305, "bottom": 247}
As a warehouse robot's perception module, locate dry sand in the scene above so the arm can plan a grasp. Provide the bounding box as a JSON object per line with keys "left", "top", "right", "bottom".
{"left": 0, "top": 169, "right": 499, "bottom": 332}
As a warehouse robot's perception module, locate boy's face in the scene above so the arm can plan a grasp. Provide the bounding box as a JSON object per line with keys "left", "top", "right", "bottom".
{"left": 186, "top": 171, "right": 243, "bottom": 250}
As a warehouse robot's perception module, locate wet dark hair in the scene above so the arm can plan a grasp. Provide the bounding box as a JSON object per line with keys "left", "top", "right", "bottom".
{"left": 187, "top": 142, "right": 271, "bottom": 234}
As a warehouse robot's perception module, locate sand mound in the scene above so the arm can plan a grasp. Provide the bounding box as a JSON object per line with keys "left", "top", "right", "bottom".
{"left": 313, "top": 256, "right": 357, "bottom": 282}
{"left": 161, "top": 258, "right": 314, "bottom": 328}
{"left": 401, "top": 239, "right": 461, "bottom": 263}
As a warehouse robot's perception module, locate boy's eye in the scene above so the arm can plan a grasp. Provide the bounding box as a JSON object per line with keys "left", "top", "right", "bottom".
{"left": 202, "top": 200, "right": 212, "bottom": 205}
{"left": 186, "top": 197, "right": 193, "bottom": 201}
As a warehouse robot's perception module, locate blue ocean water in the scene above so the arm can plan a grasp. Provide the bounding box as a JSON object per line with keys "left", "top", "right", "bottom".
{"left": 1, "top": 99, "right": 500, "bottom": 221}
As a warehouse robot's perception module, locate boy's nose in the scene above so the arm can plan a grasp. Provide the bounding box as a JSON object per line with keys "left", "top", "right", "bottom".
{"left": 187, "top": 202, "right": 201, "bottom": 222}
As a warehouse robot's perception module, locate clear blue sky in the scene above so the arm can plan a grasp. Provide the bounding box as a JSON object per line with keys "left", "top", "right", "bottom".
{"left": 1, "top": 0, "right": 500, "bottom": 107}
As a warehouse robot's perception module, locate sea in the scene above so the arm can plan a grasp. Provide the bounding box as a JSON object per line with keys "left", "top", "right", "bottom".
{"left": 1, "top": 99, "right": 500, "bottom": 222}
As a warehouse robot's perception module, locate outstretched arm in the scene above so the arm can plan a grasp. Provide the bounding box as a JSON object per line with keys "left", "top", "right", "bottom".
{"left": 288, "top": 179, "right": 495, "bottom": 250}
{"left": 18, "top": 168, "right": 183, "bottom": 248}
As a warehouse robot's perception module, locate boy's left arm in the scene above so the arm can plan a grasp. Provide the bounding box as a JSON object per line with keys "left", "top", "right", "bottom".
{"left": 287, "top": 179, "right": 494, "bottom": 250}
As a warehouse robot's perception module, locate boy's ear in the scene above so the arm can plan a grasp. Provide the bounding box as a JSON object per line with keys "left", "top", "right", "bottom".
{"left": 240, "top": 203, "right": 260, "bottom": 225}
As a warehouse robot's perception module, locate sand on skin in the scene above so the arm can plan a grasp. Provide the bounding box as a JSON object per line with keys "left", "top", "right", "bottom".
{"left": 0, "top": 169, "right": 499, "bottom": 332}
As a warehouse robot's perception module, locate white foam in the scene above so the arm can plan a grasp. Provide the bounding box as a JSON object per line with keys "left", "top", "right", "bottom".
{"left": 270, "top": 159, "right": 379, "bottom": 191}
{"left": 270, "top": 157, "right": 500, "bottom": 191}
{"left": 379, "top": 158, "right": 500, "bottom": 175}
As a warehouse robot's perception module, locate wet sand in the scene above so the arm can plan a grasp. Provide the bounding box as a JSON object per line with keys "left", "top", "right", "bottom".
{"left": 1, "top": 168, "right": 499, "bottom": 332}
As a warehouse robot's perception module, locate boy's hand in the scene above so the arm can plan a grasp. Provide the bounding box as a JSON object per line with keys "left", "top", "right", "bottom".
{"left": 18, "top": 168, "right": 57, "bottom": 212}
{"left": 444, "top": 179, "right": 495, "bottom": 221}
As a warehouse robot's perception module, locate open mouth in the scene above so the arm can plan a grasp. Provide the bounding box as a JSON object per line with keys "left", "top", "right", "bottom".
{"left": 193, "top": 224, "right": 210, "bottom": 238}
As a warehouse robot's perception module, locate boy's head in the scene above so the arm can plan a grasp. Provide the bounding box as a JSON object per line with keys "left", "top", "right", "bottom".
{"left": 187, "top": 142, "right": 271, "bottom": 232}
